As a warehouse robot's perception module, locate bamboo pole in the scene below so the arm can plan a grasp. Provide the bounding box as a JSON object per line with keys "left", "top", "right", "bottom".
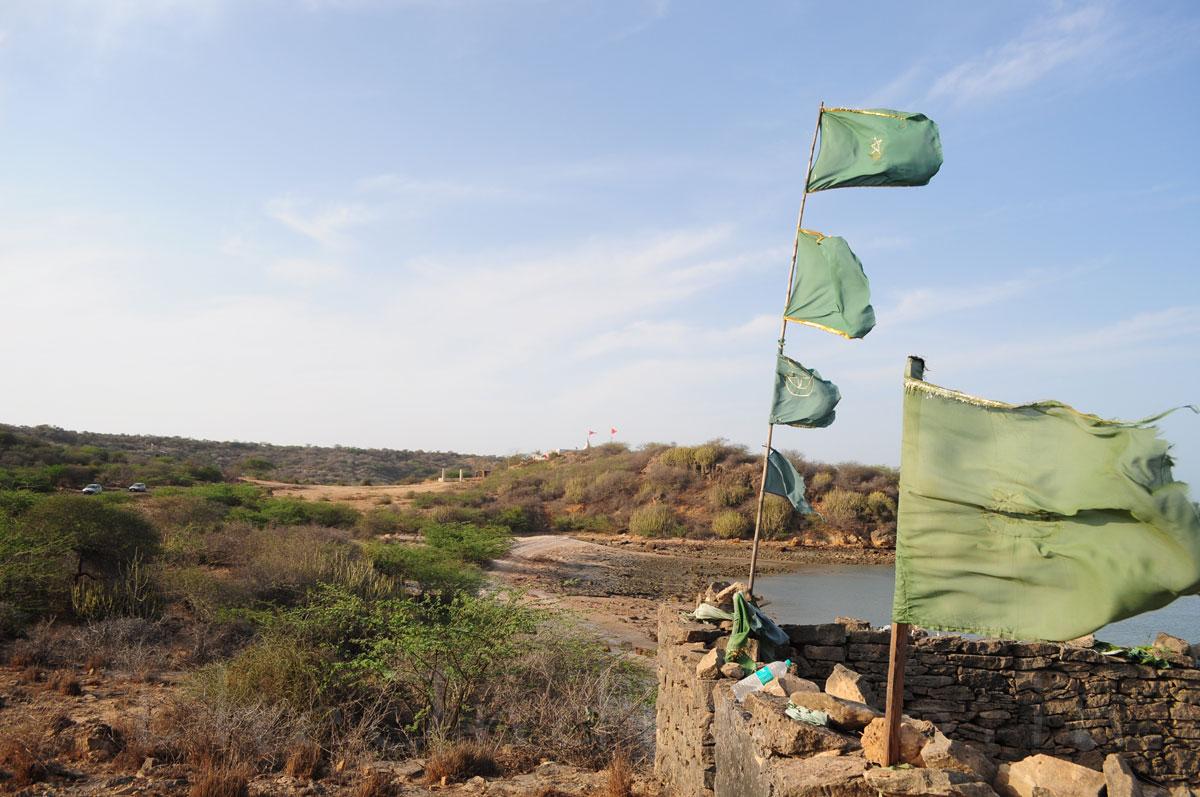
{"left": 747, "top": 101, "right": 824, "bottom": 594}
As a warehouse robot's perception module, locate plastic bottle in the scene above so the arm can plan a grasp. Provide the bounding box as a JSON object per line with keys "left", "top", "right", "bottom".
{"left": 730, "top": 658, "right": 792, "bottom": 703}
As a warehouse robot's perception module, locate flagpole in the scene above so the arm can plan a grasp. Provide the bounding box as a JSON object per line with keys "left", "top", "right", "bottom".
{"left": 747, "top": 101, "right": 824, "bottom": 594}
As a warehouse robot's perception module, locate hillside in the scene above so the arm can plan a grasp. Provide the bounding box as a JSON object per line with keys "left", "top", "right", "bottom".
{"left": 0, "top": 423, "right": 502, "bottom": 490}
{"left": 477, "top": 441, "right": 898, "bottom": 548}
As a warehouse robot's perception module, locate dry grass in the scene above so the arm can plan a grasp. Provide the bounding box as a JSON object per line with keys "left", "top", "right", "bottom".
{"left": 600, "top": 750, "right": 635, "bottom": 797}
{"left": 526, "top": 788, "right": 570, "bottom": 797}
{"left": 0, "top": 717, "right": 54, "bottom": 789}
{"left": 283, "top": 740, "right": 322, "bottom": 780}
{"left": 351, "top": 770, "right": 396, "bottom": 797}
{"left": 424, "top": 740, "right": 498, "bottom": 785}
{"left": 17, "top": 666, "right": 41, "bottom": 684}
{"left": 187, "top": 762, "right": 250, "bottom": 797}
{"left": 47, "top": 669, "right": 81, "bottom": 696}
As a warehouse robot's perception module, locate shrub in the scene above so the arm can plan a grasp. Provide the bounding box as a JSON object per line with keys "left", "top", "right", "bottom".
{"left": 657, "top": 447, "right": 694, "bottom": 469}
{"left": 760, "top": 495, "right": 792, "bottom": 539}
{"left": 357, "top": 508, "right": 422, "bottom": 537}
{"left": 489, "top": 504, "right": 543, "bottom": 533}
{"left": 562, "top": 477, "right": 589, "bottom": 504}
{"left": 422, "top": 523, "right": 511, "bottom": 565}
{"left": 628, "top": 505, "right": 682, "bottom": 538}
{"left": 365, "top": 543, "right": 484, "bottom": 595}
{"left": 187, "top": 765, "right": 250, "bottom": 797}
{"left": 692, "top": 444, "right": 718, "bottom": 474}
{"left": 709, "top": 479, "right": 751, "bottom": 508}
{"left": 424, "top": 741, "right": 497, "bottom": 785}
{"left": 865, "top": 491, "right": 896, "bottom": 521}
{"left": 819, "top": 488, "right": 868, "bottom": 530}
{"left": 712, "top": 511, "right": 750, "bottom": 539}
{"left": 284, "top": 740, "right": 322, "bottom": 779}
{"left": 587, "top": 470, "right": 638, "bottom": 502}
{"left": 808, "top": 471, "right": 834, "bottom": 494}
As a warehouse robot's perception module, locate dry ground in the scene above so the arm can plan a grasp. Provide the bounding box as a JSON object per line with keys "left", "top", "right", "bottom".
{"left": 242, "top": 478, "right": 457, "bottom": 510}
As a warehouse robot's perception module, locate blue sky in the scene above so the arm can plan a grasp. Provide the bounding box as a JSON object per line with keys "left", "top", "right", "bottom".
{"left": 1, "top": 0, "right": 1198, "bottom": 482}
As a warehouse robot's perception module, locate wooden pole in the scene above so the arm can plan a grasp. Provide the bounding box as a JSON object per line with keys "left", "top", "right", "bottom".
{"left": 883, "top": 356, "right": 924, "bottom": 765}
{"left": 884, "top": 621, "right": 910, "bottom": 765}
{"left": 747, "top": 101, "right": 824, "bottom": 594}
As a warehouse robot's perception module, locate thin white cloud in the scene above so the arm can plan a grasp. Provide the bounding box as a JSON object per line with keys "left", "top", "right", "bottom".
{"left": 268, "top": 258, "right": 344, "bottom": 286}
{"left": 265, "top": 196, "right": 377, "bottom": 247}
{"left": 356, "top": 173, "right": 528, "bottom": 202}
{"left": 929, "top": 6, "right": 1113, "bottom": 105}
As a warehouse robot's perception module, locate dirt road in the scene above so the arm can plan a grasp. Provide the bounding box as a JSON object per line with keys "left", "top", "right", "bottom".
{"left": 243, "top": 477, "right": 458, "bottom": 509}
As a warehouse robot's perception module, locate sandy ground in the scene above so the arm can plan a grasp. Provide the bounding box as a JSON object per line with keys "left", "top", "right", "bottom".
{"left": 243, "top": 477, "right": 458, "bottom": 509}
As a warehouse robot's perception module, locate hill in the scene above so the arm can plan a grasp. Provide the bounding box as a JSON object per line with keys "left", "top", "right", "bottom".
{"left": 0, "top": 422, "right": 502, "bottom": 490}
{"left": 476, "top": 441, "right": 898, "bottom": 548}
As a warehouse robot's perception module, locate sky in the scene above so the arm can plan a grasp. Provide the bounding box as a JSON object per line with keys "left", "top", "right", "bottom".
{"left": 1, "top": 0, "right": 1198, "bottom": 482}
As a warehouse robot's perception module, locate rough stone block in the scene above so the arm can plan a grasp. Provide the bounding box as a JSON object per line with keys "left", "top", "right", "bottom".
{"left": 922, "top": 731, "right": 998, "bottom": 782}
{"left": 787, "top": 623, "right": 847, "bottom": 647}
{"left": 743, "top": 692, "right": 859, "bottom": 757}
{"left": 787, "top": 691, "right": 881, "bottom": 731}
{"left": 994, "top": 754, "right": 1105, "bottom": 797}
{"left": 826, "top": 663, "right": 878, "bottom": 708}
{"left": 864, "top": 767, "right": 998, "bottom": 797}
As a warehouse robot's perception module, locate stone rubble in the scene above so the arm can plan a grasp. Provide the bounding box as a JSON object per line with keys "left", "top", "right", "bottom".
{"left": 655, "top": 596, "right": 1200, "bottom": 797}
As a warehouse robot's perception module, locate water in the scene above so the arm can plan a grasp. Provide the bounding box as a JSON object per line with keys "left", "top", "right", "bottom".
{"left": 756, "top": 564, "right": 1200, "bottom": 648}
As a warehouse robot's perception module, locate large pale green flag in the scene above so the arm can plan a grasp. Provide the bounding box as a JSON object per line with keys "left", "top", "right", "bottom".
{"left": 769, "top": 355, "right": 840, "bottom": 428}
{"left": 894, "top": 370, "right": 1200, "bottom": 641}
{"left": 783, "top": 230, "right": 875, "bottom": 340}
{"left": 807, "top": 108, "right": 943, "bottom": 192}
{"left": 765, "top": 448, "right": 813, "bottom": 514}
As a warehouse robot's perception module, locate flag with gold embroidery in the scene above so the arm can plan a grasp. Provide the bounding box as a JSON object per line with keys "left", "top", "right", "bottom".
{"left": 783, "top": 230, "right": 875, "bottom": 339}
{"left": 807, "top": 108, "right": 942, "bottom": 192}
{"left": 769, "top": 354, "right": 840, "bottom": 428}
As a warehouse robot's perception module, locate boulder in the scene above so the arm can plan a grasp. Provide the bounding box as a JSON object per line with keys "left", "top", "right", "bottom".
{"left": 787, "top": 692, "right": 881, "bottom": 732}
{"left": 826, "top": 663, "right": 879, "bottom": 708}
{"left": 696, "top": 648, "right": 723, "bottom": 679}
{"left": 764, "top": 673, "right": 820, "bottom": 698}
{"left": 768, "top": 755, "right": 872, "bottom": 797}
{"left": 861, "top": 715, "right": 935, "bottom": 766}
{"left": 743, "top": 692, "right": 859, "bottom": 757}
{"left": 1153, "top": 632, "right": 1190, "bottom": 656}
{"left": 76, "top": 722, "right": 122, "bottom": 761}
{"left": 720, "top": 661, "right": 745, "bottom": 679}
{"left": 921, "top": 731, "right": 997, "bottom": 782}
{"left": 1102, "top": 754, "right": 1142, "bottom": 797}
{"left": 994, "top": 754, "right": 1105, "bottom": 797}
{"left": 1065, "top": 634, "right": 1095, "bottom": 649}
{"left": 836, "top": 616, "right": 871, "bottom": 631}
{"left": 865, "top": 767, "right": 998, "bottom": 797}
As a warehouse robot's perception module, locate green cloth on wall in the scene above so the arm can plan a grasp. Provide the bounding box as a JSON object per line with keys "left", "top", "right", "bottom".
{"left": 893, "top": 374, "right": 1200, "bottom": 641}
{"left": 770, "top": 354, "right": 840, "bottom": 428}
{"left": 807, "top": 107, "right": 943, "bottom": 192}
{"left": 765, "top": 448, "right": 813, "bottom": 514}
{"left": 783, "top": 230, "right": 875, "bottom": 340}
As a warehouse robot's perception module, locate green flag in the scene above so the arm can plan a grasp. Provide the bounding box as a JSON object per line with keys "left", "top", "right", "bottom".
{"left": 765, "top": 448, "right": 812, "bottom": 514}
{"left": 807, "top": 108, "right": 943, "bottom": 192}
{"left": 770, "top": 354, "right": 840, "bottom": 428}
{"left": 783, "top": 229, "right": 875, "bottom": 340}
{"left": 894, "top": 372, "right": 1200, "bottom": 641}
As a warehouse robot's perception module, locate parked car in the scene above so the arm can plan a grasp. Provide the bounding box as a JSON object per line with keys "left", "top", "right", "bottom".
{"left": 128, "top": 482, "right": 148, "bottom": 493}
{"left": 81, "top": 483, "right": 103, "bottom": 494}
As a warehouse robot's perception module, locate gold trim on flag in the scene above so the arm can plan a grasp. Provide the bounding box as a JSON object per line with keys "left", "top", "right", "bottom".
{"left": 783, "top": 316, "right": 854, "bottom": 340}
{"left": 823, "top": 107, "right": 912, "bottom": 120}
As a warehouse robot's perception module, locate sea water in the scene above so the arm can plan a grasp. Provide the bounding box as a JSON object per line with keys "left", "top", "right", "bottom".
{"left": 755, "top": 564, "right": 1200, "bottom": 648}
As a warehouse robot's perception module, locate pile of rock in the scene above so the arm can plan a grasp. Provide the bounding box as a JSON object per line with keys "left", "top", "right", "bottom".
{"left": 711, "top": 659, "right": 1196, "bottom": 797}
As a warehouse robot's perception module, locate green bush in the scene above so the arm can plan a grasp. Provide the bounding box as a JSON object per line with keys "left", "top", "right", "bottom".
{"left": 819, "top": 488, "right": 868, "bottom": 530}
{"left": 628, "top": 505, "right": 683, "bottom": 538}
{"left": 0, "top": 489, "right": 41, "bottom": 518}
{"left": 422, "top": 522, "right": 511, "bottom": 565}
{"left": 761, "top": 495, "right": 793, "bottom": 539}
{"left": 357, "top": 507, "right": 423, "bottom": 536}
{"left": 562, "top": 477, "right": 589, "bottom": 504}
{"left": 709, "top": 479, "right": 751, "bottom": 508}
{"left": 865, "top": 491, "right": 896, "bottom": 521}
{"left": 551, "top": 514, "right": 615, "bottom": 533}
{"left": 366, "top": 543, "right": 484, "bottom": 595}
{"left": 712, "top": 510, "right": 750, "bottom": 539}
{"left": 657, "top": 447, "right": 694, "bottom": 469}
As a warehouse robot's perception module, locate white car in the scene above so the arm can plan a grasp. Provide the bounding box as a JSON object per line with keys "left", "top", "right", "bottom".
{"left": 128, "top": 483, "right": 148, "bottom": 493}
{"left": 81, "top": 484, "right": 103, "bottom": 495}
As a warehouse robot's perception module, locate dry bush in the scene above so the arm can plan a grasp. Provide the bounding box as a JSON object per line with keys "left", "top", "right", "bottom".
{"left": 47, "top": 669, "right": 81, "bottom": 696}
{"left": 0, "top": 730, "right": 47, "bottom": 788}
{"left": 352, "top": 770, "right": 396, "bottom": 797}
{"left": 283, "top": 740, "right": 322, "bottom": 779}
{"left": 140, "top": 692, "right": 305, "bottom": 772}
{"left": 760, "top": 495, "right": 793, "bottom": 539}
{"left": 187, "top": 762, "right": 250, "bottom": 797}
{"left": 424, "top": 741, "right": 498, "bottom": 785}
{"left": 628, "top": 505, "right": 682, "bottom": 538}
{"left": 18, "top": 665, "right": 41, "bottom": 684}
{"left": 818, "top": 488, "right": 868, "bottom": 531}
{"left": 527, "top": 789, "right": 570, "bottom": 797}
{"left": 63, "top": 617, "right": 172, "bottom": 675}
{"left": 711, "top": 511, "right": 750, "bottom": 540}
{"left": 602, "top": 750, "right": 635, "bottom": 797}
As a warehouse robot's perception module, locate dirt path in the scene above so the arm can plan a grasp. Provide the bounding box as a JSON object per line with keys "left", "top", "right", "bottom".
{"left": 243, "top": 477, "right": 458, "bottom": 509}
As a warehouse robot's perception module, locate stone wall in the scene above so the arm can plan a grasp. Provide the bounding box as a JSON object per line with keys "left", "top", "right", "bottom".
{"left": 655, "top": 607, "right": 1200, "bottom": 793}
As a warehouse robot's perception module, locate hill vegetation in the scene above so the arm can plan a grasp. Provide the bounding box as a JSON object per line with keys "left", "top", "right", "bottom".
{"left": 484, "top": 441, "right": 899, "bottom": 548}
{"left": 0, "top": 423, "right": 502, "bottom": 490}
